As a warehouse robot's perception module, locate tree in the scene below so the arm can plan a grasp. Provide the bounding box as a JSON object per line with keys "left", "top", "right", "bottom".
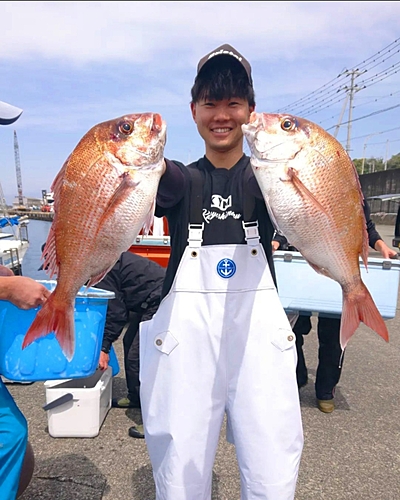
{"left": 387, "top": 153, "right": 400, "bottom": 170}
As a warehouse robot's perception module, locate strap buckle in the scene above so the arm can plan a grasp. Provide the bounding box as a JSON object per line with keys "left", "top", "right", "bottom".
{"left": 188, "top": 223, "right": 204, "bottom": 247}
{"left": 242, "top": 221, "right": 260, "bottom": 246}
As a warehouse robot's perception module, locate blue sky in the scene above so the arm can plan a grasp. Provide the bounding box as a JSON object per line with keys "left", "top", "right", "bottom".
{"left": 1, "top": 1, "right": 400, "bottom": 203}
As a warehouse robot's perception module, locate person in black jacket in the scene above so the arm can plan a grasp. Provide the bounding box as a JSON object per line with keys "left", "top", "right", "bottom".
{"left": 94, "top": 251, "right": 165, "bottom": 419}
{"left": 272, "top": 200, "right": 397, "bottom": 413}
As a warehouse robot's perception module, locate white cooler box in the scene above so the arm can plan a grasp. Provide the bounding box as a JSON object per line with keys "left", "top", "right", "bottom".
{"left": 43, "top": 367, "right": 112, "bottom": 438}
{"left": 273, "top": 251, "right": 400, "bottom": 318}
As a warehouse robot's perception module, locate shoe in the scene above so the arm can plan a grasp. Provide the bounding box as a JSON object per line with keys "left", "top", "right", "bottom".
{"left": 128, "top": 425, "right": 145, "bottom": 439}
{"left": 111, "top": 397, "right": 140, "bottom": 409}
{"left": 317, "top": 399, "right": 335, "bottom": 413}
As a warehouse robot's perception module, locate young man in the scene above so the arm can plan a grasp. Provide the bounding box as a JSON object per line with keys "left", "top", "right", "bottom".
{"left": 139, "top": 44, "right": 303, "bottom": 500}
{"left": 272, "top": 200, "right": 397, "bottom": 413}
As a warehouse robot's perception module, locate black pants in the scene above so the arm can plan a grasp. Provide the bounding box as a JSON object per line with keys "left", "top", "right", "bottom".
{"left": 122, "top": 305, "right": 160, "bottom": 406}
{"left": 294, "top": 314, "right": 344, "bottom": 400}
{"left": 122, "top": 312, "right": 141, "bottom": 406}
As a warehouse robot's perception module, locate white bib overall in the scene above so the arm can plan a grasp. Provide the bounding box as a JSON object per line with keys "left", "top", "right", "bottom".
{"left": 140, "top": 222, "right": 304, "bottom": 500}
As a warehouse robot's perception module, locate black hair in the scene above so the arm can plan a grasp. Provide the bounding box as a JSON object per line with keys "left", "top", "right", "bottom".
{"left": 190, "top": 55, "right": 255, "bottom": 107}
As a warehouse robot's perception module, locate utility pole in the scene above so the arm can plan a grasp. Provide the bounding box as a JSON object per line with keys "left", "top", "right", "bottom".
{"left": 342, "top": 69, "right": 366, "bottom": 155}
{"left": 384, "top": 139, "right": 389, "bottom": 170}
{"left": 13, "top": 130, "right": 24, "bottom": 207}
{"left": 361, "top": 133, "right": 378, "bottom": 174}
{"left": 333, "top": 95, "right": 349, "bottom": 138}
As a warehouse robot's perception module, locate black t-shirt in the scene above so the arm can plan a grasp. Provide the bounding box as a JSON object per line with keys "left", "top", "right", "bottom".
{"left": 156, "top": 154, "right": 276, "bottom": 298}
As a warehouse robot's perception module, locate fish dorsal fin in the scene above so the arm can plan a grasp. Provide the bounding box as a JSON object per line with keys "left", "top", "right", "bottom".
{"left": 361, "top": 210, "right": 369, "bottom": 270}
{"left": 41, "top": 224, "right": 59, "bottom": 278}
{"left": 40, "top": 158, "right": 71, "bottom": 278}
{"left": 50, "top": 155, "right": 71, "bottom": 215}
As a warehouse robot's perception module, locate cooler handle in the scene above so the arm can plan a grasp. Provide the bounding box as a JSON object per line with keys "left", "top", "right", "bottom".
{"left": 42, "top": 393, "right": 74, "bottom": 411}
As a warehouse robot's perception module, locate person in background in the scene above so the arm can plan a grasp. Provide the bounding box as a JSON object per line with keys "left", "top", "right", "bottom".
{"left": 139, "top": 44, "right": 303, "bottom": 499}
{"left": 94, "top": 251, "right": 165, "bottom": 438}
{"left": 0, "top": 99, "right": 36, "bottom": 500}
{"left": 0, "top": 273, "right": 51, "bottom": 499}
{"left": 272, "top": 199, "right": 397, "bottom": 413}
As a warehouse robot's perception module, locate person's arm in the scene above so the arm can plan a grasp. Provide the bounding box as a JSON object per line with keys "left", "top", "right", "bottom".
{"left": 0, "top": 276, "right": 51, "bottom": 309}
{"left": 364, "top": 200, "right": 397, "bottom": 258}
{"left": 156, "top": 159, "right": 187, "bottom": 209}
{"left": 94, "top": 266, "right": 130, "bottom": 354}
{"left": 97, "top": 284, "right": 128, "bottom": 370}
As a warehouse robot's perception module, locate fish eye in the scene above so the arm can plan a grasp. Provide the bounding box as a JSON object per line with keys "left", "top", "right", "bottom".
{"left": 119, "top": 121, "right": 133, "bottom": 135}
{"left": 281, "top": 118, "right": 295, "bottom": 131}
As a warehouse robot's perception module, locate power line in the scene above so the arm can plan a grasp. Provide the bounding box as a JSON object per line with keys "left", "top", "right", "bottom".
{"left": 326, "top": 103, "right": 400, "bottom": 131}
{"left": 276, "top": 38, "right": 400, "bottom": 114}
{"left": 352, "top": 125, "right": 400, "bottom": 141}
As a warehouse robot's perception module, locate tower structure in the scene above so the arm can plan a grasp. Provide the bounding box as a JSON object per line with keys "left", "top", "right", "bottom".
{"left": 14, "top": 130, "right": 24, "bottom": 207}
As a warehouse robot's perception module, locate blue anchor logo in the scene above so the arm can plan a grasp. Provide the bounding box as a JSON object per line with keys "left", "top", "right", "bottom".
{"left": 216, "top": 258, "right": 236, "bottom": 279}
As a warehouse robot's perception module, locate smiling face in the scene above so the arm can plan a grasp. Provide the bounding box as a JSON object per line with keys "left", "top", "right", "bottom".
{"left": 191, "top": 97, "right": 254, "bottom": 162}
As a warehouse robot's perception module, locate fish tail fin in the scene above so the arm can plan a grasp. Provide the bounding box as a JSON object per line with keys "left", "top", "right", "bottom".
{"left": 340, "top": 284, "right": 389, "bottom": 349}
{"left": 22, "top": 293, "right": 75, "bottom": 361}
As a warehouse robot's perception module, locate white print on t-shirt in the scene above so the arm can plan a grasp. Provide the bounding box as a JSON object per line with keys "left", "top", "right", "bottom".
{"left": 211, "top": 194, "right": 232, "bottom": 211}
{"left": 202, "top": 209, "right": 241, "bottom": 224}
{"left": 203, "top": 193, "right": 242, "bottom": 224}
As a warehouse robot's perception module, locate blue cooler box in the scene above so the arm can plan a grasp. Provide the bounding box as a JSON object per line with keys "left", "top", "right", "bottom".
{"left": 0, "top": 280, "right": 119, "bottom": 382}
{"left": 273, "top": 251, "right": 400, "bottom": 318}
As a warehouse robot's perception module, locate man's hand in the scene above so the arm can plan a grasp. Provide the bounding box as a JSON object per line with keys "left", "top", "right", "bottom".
{"left": 271, "top": 240, "right": 280, "bottom": 254}
{"left": 374, "top": 239, "right": 398, "bottom": 259}
{"left": 0, "top": 276, "right": 51, "bottom": 310}
{"left": 0, "top": 265, "right": 14, "bottom": 277}
{"left": 99, "top": 351, "right": 109, "bottom": 370}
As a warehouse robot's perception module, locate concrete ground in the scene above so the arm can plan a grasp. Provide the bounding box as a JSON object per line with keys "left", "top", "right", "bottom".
{"left": 8, "top": 223, "right": 400, "bottom": 500}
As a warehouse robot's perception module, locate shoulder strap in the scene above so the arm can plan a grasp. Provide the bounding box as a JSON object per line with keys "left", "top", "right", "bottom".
{"left": 243, "top": 162, "right": 256, "bottom": 223}
{"left": 187, "top": 167, "right": 203, "bottom": 225}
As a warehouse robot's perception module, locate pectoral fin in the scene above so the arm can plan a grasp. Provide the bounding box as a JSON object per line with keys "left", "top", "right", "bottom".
{"left": 142, "top": 200, "right": 155, "bottom": 236}
{"left": 283, "top": 167, "right": 332, "bottom": 221}
{"left": 96, "top": 172, "right": 140, "bottom": 235}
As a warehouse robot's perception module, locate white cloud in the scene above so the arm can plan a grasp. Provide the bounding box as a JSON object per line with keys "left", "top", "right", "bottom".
{"left": 1, "top": 1, "right": 399, "bottom": 67}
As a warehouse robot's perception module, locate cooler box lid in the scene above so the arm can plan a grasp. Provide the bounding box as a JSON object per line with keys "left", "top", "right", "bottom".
{"left": 273, "top": 251, "right": 400, "bottom": 319}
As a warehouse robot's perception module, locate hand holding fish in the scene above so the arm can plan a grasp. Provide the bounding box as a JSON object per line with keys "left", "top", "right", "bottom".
{"left": 0, "top": 275, "right": 51, "bottom": 310}
{"left": 374, "top": 239, "right": 397, "bottom": 259}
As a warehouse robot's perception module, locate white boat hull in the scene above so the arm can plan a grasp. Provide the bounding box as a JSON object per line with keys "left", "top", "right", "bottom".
{"left": 0, "top": 238, "right": 29, "bottom": 274}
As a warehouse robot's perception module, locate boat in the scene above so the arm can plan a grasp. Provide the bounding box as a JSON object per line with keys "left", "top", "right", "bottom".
{"left": 129, "top": 216, "right": 170, "bottom": 267}
{"left": 0, "top": 214, "right": 30, "bottom": 275}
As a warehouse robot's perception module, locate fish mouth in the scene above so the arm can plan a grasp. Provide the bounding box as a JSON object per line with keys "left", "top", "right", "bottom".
{"left": 242, "top": 122, "right": 301, "bottom": 163}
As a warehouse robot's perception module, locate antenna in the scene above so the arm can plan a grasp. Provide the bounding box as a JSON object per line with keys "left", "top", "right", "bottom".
{"left": 14, "top": 130, "right": 24, "bottom": 207}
